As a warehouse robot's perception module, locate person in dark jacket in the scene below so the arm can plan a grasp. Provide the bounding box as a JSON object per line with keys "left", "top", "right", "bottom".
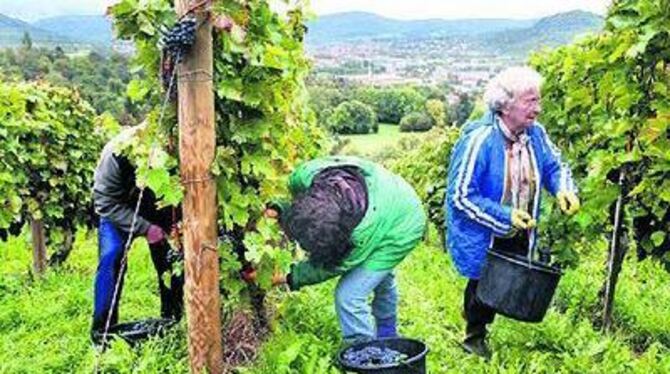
{"left": 266, "top": 156, "right": 426, "bottom": 344}
{"left": 445, "top": 67, "right": 579, "bottom": 359}
{"left": 91, "top": 125, "right": 183, "bottom": 343}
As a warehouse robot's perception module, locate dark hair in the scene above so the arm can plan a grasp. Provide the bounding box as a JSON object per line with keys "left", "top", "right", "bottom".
{"left": 281, "top": 183, "right": 355, "bottom": 269}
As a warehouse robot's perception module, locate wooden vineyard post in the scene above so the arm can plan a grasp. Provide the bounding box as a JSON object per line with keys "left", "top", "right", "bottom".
{"left": 176, "top": 1, "right": 223, "bottom": 372}
{"left": 31, "top": 219, "right": 47, "bottom": 276}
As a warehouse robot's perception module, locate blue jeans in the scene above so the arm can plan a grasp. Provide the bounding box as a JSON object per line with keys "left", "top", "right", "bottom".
{"left": 92, "top": 218, "right": 183, "bottom": 332}
{"left": 335, "top": 267, "right": 398, "bottom": 343}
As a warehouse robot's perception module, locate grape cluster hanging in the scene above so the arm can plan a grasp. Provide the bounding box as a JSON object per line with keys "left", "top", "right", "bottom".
{"left": 159, "top": 16, "right": 198, "bottom": 98}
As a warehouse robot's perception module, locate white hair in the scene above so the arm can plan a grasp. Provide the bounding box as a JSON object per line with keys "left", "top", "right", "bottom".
{"left": 483, "top": 66, "right": 543, "bottom": 113}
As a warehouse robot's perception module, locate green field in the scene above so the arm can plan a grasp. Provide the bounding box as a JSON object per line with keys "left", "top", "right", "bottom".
{"left": 336, "top": 124, "right": 429, "bottom": 160}
{"left": 1, "top": 228, "right": 669, "bottom": 373}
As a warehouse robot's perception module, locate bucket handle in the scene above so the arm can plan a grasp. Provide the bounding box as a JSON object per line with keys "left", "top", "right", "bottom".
{"left": 526, "top": 228, "right": 533, "bottom": 266}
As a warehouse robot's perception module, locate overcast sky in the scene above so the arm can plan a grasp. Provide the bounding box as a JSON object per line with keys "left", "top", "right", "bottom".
{"left": 2, "top": 0, "right": 611, "bottom": 22}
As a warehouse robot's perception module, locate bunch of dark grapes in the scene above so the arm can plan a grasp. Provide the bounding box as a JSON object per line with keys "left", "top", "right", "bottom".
{"left": 160, "top": 17, "right": 197, "bottom": 95}
{"left": 161, "top": 17, "right": 197, "bottom": 61}
{"left": 343, "top": 346, "right": 408, "bottom": 367}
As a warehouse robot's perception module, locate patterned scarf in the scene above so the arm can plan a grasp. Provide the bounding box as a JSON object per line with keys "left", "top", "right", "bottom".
{"left": 498, "top": 117, "right": 535, "bottom": 214}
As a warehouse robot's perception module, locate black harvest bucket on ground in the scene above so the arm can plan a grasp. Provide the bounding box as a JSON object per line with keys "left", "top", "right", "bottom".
{"left": 338, "top": 337, "right": 428, "bottom": 374}
{"left": 105, "top": 318, "right": 177, "bottom": 346}
{"left": 476, "top": 249, "right": 562, "bottom": 322}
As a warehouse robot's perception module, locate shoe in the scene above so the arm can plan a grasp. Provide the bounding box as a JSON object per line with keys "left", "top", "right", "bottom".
{"left": 376, "top": 317, "right": 398, "bottom": 339}
{"left": 462, "top": 335, "right": 492, "bottom": 360}
{"left": 90, "top": 329, "right": 112, "bottom": 351}
{"left": 462, "top": 324, "right": 492, "bottom": 360}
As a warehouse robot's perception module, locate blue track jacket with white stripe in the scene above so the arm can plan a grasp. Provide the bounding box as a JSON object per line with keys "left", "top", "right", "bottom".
{"left": 445, "top": 110, "right": 576, "bottom": 279}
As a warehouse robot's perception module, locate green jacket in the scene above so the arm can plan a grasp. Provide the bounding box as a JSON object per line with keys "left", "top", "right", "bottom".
{"left": 286, "top": 156, "right": 426, "bottom": 290}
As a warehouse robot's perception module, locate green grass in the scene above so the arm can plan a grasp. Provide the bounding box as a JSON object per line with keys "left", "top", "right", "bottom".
{"left": 0, "top": 229, "right": 188, "bottom": 373}
{"left": 1, "top": 228, "right": 669, "bottom": 373}
{"left": 336, "top": 124, "right": 428, "bottom": 160}
{"left": 245, "top": 233, "right": 670, "bottom": 373}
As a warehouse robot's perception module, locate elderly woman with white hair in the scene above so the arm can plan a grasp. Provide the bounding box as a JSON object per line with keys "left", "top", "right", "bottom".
{"left": 444, "top": 66, "right": 580, "bottom": 359}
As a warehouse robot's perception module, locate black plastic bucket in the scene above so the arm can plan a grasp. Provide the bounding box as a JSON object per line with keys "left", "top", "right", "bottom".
{"left": 476, "top": 250, "right": 562, "bottom": 322}
{"left": 338, "top": 338, "right": 428, "bottom": 374}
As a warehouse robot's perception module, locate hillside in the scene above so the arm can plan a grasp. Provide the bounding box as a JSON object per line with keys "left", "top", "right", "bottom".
{"left": 0, "top": 10, "right": 602, "bottom": 56}
{"left": 305, "top": 11, "right": 535, "bottom": 44}
{"left": 482, "top": 10, "right": 604, "bottom": 54}
{"left": 33, "top": 15, "right": 113, "bottom": 46}
{"left": 0, "top": 13, "right": 75, "bottom": 47}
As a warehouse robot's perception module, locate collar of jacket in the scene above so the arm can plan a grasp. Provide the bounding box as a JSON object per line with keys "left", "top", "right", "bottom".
{"left": 494, "top": 115, "right": 530, "bottom": 145}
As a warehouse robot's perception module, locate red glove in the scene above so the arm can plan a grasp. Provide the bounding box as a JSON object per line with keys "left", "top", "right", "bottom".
{"left": 241, "top": 267, "right": 257, "bottom": 283}
{"left": 146, "top": 224, "right": 166, "bottom": 244}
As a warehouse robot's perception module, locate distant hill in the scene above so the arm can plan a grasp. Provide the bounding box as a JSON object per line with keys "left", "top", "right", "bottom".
{"left": 0, "top": 13, "right": 76, "bottom": 47}
{"left": 306, "top": 11, "right": 536, "bottom": 44}
{"left": 0, "top": 10, "right": 603, "bottom": 56}
{"left": 33, "top": 15, "right": 113, "bottom": 46}
{"left": 482, "top": 10, "right": 604, "bottom": 54}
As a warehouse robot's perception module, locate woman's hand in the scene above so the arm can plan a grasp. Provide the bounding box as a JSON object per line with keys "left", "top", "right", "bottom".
{"left": 241, "top": 267, "right": 288, "bottom": 287}
{"left": 272, "top": 272, "right": 287, "bottom": 286}
{"left": 264, "top": 208, "right": 279, "bottom": 219}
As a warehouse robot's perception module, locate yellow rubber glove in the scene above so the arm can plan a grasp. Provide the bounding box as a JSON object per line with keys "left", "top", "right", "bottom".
{"left": 557, "top": 191, "right": 580, "bottom": 215}
{"left": 511, "top": 209, "right": 536, "bottom": 230}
